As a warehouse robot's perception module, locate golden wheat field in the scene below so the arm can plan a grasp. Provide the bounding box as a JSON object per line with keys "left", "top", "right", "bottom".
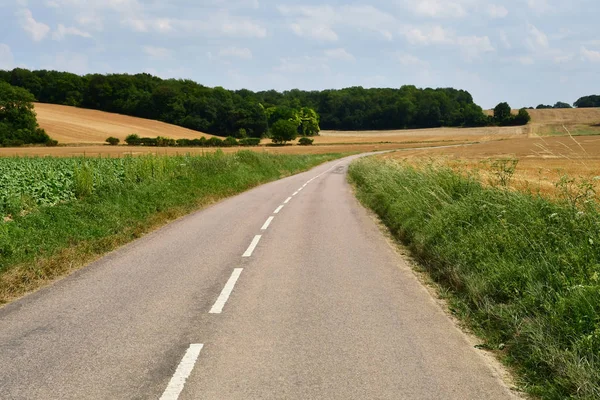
{"left": 33, "top": 103, "right": 215, "bottom": 144}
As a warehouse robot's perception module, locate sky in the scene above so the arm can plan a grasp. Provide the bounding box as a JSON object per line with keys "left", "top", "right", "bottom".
{"left": 0, "top": 0, "right": 599, "bottom": 109}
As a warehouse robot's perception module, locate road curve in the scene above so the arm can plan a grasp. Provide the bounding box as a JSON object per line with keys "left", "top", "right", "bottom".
{"left": 0, "top": 154, "right": 517, "bottom": 399}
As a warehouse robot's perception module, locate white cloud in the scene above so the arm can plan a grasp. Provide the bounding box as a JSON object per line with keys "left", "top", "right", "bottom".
{"left": 457, "top": 35, "right": 494, "bottom": 61}
{"left": 17, "top": 8, "right": 50, "bottom": 41}
{"left": 75, "top": 13, "right": 104, "bottom": 31}
{"left": 52, "top": 24, "right": 92, "bottom": 40}
{"left": 142, "top": 46, "right": 171, "bottom": 60}
{"left": 400, "top": 25, "right": 494, "bottom": 61}
{"left": 487, "top": 4, "right": 508, "bottom": 18}
{"left": 526, "top": 24, "right": 549, "bottom": 51}
{"left": 278, "top": 5, "right": 394, "bottom": 42}
{"left": 404, "top": 0, "right": 467, "bottom": 18}
{"left": 581, "top": 46, "right": 600, "bottom": 63}
{"left": 218, "top": 47, "right": 253, "bottom": 60}
{"left": 396, "top": 53, "right": 429, "bottom": 68}
{"left": 122, "top": 18, "right": 173, "bottom": 33}
{"left": 517, "top": 56, "right": 534, "bottom": 65}
{"left": 527, "top": 0, "right": 553, "bottom": 14}
{"left": 0, "top": 44, "right": 14, "bottom": 70}
{"left": 324, "top": 48, "right": 355, "bottom": 61}
{"left": 122, "top": 13, "right": 266, "bottom": 38}
{"left": 273, "top": 56, "right": 330, "bottom": 74}
{"left": 401, "top": 25, "right": 454, "bottom": 45}
{"left": 499, "top": 30, "right": 511, "bottom": 49}
{"left": 43, "top": 52, "right": 89, "bottom": 74}
{"left": 291, "top": 22, "right": 338, "bottom": 42}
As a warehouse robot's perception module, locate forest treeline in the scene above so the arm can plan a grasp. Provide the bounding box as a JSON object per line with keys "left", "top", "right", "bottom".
{"left": 0, "top": 68, "right": 528, "bottom": 138}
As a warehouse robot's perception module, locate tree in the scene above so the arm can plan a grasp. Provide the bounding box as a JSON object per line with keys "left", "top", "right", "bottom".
{"left": 554, "top": 102, "right": 572, "bottom": 109}
{"left": 493, "top": 102, "right": 512, "bottom": 124}
{"left": 298, "top": 107, "right": 320, "bottom": 136}
{"left": 0, "top": 81, "right": 51, "bottom": 146}
{"left": 270, "top": 120, "right": 297, "bottom": 145}
{"left": 106, "top": 137, "right": 120, "bottom": 145}
{"left": 536, "top": 104, "right": 553, "bottom": 109}
{"left": 574, "top": 95, "right": 600, "bottom": 108}
{"left": 513, "top": 108, "right": 531, "bottom": 125}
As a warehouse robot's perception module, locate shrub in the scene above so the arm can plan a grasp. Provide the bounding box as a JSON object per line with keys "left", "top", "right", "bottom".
{"left": 125, "top": 134, "right": 140, "bottom": 146}
{"left": 106, "top": 137, "right": 120, "bottom": 146}
{"left": 298, "top": 137, "right": 314, "bottom": 146}
{"left": 206, "top": 137, "right": 224, "bottom": 147}
{"left": 45, "top": 139, "right": 58, "bottom": 147}
{"left": 156, "top": 136, "right": 176, "bottom": 147}
{"left": 239, "top": 138, "right": 260, "bottom": 146}
{"left": 223, "top": 136, "right": 239, "bottom": 147}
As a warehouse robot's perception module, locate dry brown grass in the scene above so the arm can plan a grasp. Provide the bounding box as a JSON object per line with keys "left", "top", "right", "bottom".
{"left": 34, "top": 103, "right": 215, "bottom": 144}
{"left": 384, "top": 135, "right": 600, "bottom": 197}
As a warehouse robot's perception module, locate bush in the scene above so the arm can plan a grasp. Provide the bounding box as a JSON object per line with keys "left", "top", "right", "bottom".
{"left": 239, "top": 138, "right": 260, "bottom": 146}
{"left": 156, "top": 136, "right": 176, "bottom": 147}
{"left": 206, "top": 137, "right": 224, "bottom": 147}
{"left": 298, "top": 137, "right": 314, "bottom": 146}
{"left": 125, "top": 134, "right": 140, "bottom": 146}
{"left": 223, "top": 136, "right": 239, "bottom": 147}
{"left": 106, "top": 137, "right": 120, "bottom": 146}
{"left": 2, "top": 139, "right": 25, "bottom": 147}
{"left": 271, "top": 119, "right": 298, "bottom": 145}
{"left": 45, "top": 139, "right": 58, "bottom": 147}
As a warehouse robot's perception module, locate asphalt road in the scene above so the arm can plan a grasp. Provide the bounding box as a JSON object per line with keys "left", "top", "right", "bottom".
{"left": 0, "top": 154, "right": 517, "bottom": 399}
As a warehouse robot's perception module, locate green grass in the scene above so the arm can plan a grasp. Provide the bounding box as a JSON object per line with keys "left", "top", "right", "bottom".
{"left": 349, "top": 157, "right": 600, "bottom": 399}
{"left": 0, "top": 150, "right": 344, "bottom": 304}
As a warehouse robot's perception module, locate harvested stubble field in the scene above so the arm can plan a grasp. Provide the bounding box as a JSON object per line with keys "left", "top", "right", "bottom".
{"left": 34, "top": 103, "right": 215, "bottom": 144}
{"left": 386, "top": 135, "right": 600, "bottom": 197}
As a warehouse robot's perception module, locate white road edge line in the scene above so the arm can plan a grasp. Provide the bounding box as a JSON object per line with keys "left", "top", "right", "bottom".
{"left": 261, "top": 216, "right": 274, "bottom": 230}
{"left": 160, "top": 343, "right": 204, "bottom": 400}
{"left": 209, "top": 268, "right": 243, "bottom": 314}
{"left": 243, "top": 235, "right": 263, "bottom": 257}
{"left": 284, "top": 197, "right": 292, "bottom": 204}
{"left": 274, "top": 205, "right": 284, "bottom": 214}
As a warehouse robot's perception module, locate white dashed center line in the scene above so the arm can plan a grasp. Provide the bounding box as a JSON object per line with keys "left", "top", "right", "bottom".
{"left": 209, "top": 268, "right": 243, "bottom": 314}
{"left": 292, "top": 191, "right": 299, "bottom": 196}
{"left": 243, "top": 235, "right": 262, "bottom": 257}
{"left": 284, "top": 197, "right": 292, "bottom": 204}
{"left": 160, "top": 344, "right": 204, "bottom": 400}
{"left": 274, "top": 205, "right": 284, "bottom": 214}
{"left": 261, "top": 216, "right": 274, "bottom": 230}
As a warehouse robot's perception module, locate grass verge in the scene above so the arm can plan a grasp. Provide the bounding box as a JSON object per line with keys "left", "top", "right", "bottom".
{"left": 348, "top": 157, "right": 600, "bottom": 399}
{"left": 0, "top": 150, "right": 344, "bottom": 305}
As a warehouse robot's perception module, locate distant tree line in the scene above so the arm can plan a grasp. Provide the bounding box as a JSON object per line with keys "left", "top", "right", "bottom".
{"left": 534, "top": 102, "right": 572, "bottom": 109}
{"left": 0, "top": 68, "right": 531, "bottom": 138}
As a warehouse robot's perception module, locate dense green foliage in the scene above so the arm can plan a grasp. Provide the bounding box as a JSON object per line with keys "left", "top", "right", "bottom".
{"left": 122, "top": 135, "right": 260, "bottom": 147}
{"left": 106, "top": 137, "right": 120, "bottom": 146}
{"left": 0, "top": 68, "right": 516, "bottom": 135}
{"left": 537, "top": 102, "right": 573, "bottom": 109}
{"left": 349, "top": 158, "right": 600, "bottom": 399}
{"left": 575, "top": 95, "right": 600, "bottom": 108}
{"left": 270, "top": 120, "right": 298, "bottom": 145}
{"left": 0, "top": 152, "right": 343, "bottom": 288}
{"left": 493, "top": 102, "right": 531, "bottom": 126}
{"left": 298, "top": 137, "right": 314, "bottom": 146}
{"left": 0, "top": 81, "right": 52, "bottom": 146}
